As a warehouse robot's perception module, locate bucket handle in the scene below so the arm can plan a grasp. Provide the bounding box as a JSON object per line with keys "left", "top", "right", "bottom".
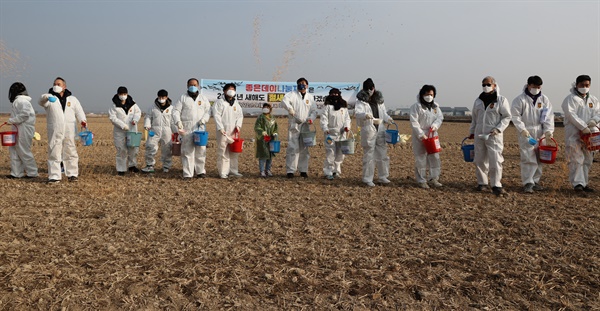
{"left": 461, "top": 137, "right": 472, "bottom": 147}
{"left": 427, "top": 128, "right": 437, "bottom": 139}
{"left": 0, "top": 122, "right": 18, "bottom": 133}
{"left": 302, "top": 122, "right": 316, "bottom": 133}
{"left": 386, "top": 122, "right": 398, "bottom": 131}
{"left": 195, "top": 123, "right": 207, "bottom": 132}
{"left": 539, "top": 137, "right": 558, "bottom": 149}
{"left": 342, "top": 129, "right": 355, "bottom": 141}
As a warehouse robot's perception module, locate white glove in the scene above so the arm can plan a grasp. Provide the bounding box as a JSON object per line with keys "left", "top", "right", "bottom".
{"left": 373, "top": 118, "right": 382, "bottom": 125}
{"left": 491, "top": 128, "right": 501, "bottom": 135}
{"left": 365, "top": 113, "right": 373, "bottom": 120}
{"left": 41, "top": 94, "right": 50, "bottom": 101}
{"left": 431, "top": 125, "right": 438, "bottom": 131}
{"left": 122, "top": 125, "right": 130, "bottom": 131}
{"left": 588, "top": 120, "right": 597, "bottom": 128}
{"left": 521, "top": 130, "right": 530, "bottom": 138}
{"left": 198, "top": 120, "right": 205, "bottom": 126}
{"left": 419, "top": 134, "right": 428, "bottom": 140}
{"left": 582, "top": 127, "right": 592, "bottom": 135}
{"left": 288, "top": 108, "right": 295, "bottom": 117}
{"left": 544, "top": 132, "right": 553, "bottom": 145}
{"left": 144, "top": 126, "right": 151, "bottom": 131}
{"left": 6, "top": 121, "right": 13, "bottom": 125}
{"left": 273, "top": 133, "right": 278, "bottom": 137}
{"left": 262, "top": 131, "right": 268, "bottom": 136}
{"left": 235, "top": 126, "right": 240, "bottom": 132}
{"left": 385, "top": 119, "right": 394, "bottom": 125}
{"left": 220, "top": 129, "right": 227, "bottom": 136}
{"left": 177, "top": 121, "right": 183, "bottom": 130}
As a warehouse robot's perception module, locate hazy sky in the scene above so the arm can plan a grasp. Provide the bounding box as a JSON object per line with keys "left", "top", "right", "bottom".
{"left": 1, "top": 0, "right": 599, "bottom": 114}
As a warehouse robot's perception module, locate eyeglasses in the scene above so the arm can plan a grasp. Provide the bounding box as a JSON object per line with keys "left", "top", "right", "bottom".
{"left": 482, "top": 83, "right": 492, "bottom": 87}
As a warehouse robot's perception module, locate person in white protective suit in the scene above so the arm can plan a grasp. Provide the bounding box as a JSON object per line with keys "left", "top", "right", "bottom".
{"left": 511, "top": 75, "right": 555, "bottom": 193}
{"left": 5, "top": 82, "right": 38, "bottom": 179}
{"left": 39, "top": 77, "right": 87, "bottom": 183}
{"left": 142, "top": 89, "right": 173, "bottom": 173}
{"left": 108, "top": 86, "right": 141, "bottom": 175}
{"left": 468, "top": 76, "right": 512, "bottom": 196}
{"left": 355, "top": 78, "right": 394, "bottom": 187}
{"left": 409, "top": 84, "right": 444, "bottom": 189}
{"left": 213, "top": 83, "right": 244, "bottom": 179}
{"left": 281, "top": 77, "right": 317, "bottom": 179}
{"left": 172, "top": 78, "right": 211, "bottom": 179}
{"left": 320, "top": 88, "right": 351, "bottom": 180}
{"left": 561, "top": 74, "right": 600, "bottom": 192}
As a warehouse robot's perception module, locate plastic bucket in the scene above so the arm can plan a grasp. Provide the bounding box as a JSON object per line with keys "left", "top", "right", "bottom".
{"left": 0, "top": 123, "right": 18, "bottom": 147}
{"left": 336, "top": 130, "right": 355, "bottom": 155}
{"left": 193, "top": 131, "right": 209, "bottom": 146}
{"left": 78, "top": 129, "right": 93, "bottom": 146}
{"left": 300, "top": 124, "right": 316, "bottom": 147}
{"left": 539, "top": 137, "right": 558, "bottom": 164}
{"left": 230, "top": 131, "right": 244, "bottom": 153}
{"left": 385, "top": 123, "right": 399, "bottom": 145}
{"left": 581, "top": 130, "right": 600, "bottom": 151}
{"left": 126, "top": 132, "right": 142, "bottom": 147}
{"left": 461, "top": 137, "right": 475, "bottom": 162}
{"left": 423, "top": 128, "right": 441, "bottom": 154}
{"left": 269, "top": 140, "right": 281, "bottom": 153}
{"left": 171, "top": 133, "right": 181, "bottom": 156}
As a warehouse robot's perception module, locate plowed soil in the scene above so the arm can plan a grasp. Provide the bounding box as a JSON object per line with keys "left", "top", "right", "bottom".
{"left": 0, "top": 116, "right": 598, "bottom": 310}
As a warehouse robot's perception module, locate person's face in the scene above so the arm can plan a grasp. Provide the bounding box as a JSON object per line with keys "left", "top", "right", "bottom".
{"left": 225, "top": 86, "right": 235, "bottom": 97}
{"left": 158, "top": 96, "right": 168, "bottom": 104}
{"left": 298, "top": 81, "right": 308, "bottom": 94}
{"left": 482, "top": 78, "right": 496, "bottom": 93}
{"left": 577, "top": 80, "right": 591, "bottom": 89}
{"left": 528, "top": 84, "right": 542, "bottom": 91}
{"left": 53, "top": 79, "right": 66, "bottom": 90}
{"left": 188, "top": 80, "right": 199, "bottom": 88}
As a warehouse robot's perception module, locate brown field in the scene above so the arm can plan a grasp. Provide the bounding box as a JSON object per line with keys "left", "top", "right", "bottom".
{"left": 0, "top": 116, "right": 598, "bottom": 310}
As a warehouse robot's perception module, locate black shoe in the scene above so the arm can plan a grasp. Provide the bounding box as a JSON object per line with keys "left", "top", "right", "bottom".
{"left": 476, "top": 184, "right": 487, "bottom": 191}
{"left": 574, "top": 184, "right": 585, "bottom": 192}
{"left": 24, "top": 175, "right": 37, "bottom": 179}
{"left": 117, "top": 172, "right": 126, "bottom": 176}
{"left": 583, "top": 186, "right": 595, "bottom": 193}
{"left": 196, "top": 173, "right": 206, "bottom": 178}
{"left": 128, "top": 166, "right": 140, "bottom": 173}
{"left": 68, "top": 176, "right": 78, "bottom": 182}
{"left": 287, "top": 173, "right": 294, "bottom": 178}
{"left": 492, "top": 187, "right": 504, "bottom": 196}
{"left": 47, "top": 179, "right": 60, "bottom": 184}
{"left": 6, "top": 175, "right": 18, "bottom": 179}
{"left": 300, "top": 172, "right": 308, "bottom": 178}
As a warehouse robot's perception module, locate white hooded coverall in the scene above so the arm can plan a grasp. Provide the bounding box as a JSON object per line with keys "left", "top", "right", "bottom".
{"left": 172, "top": 93, "right": 211, "bottom": 178}
{"left": 320, "top": 104, "right": 351, "bottom": 176}
{"left": 108, "top": 101, "right": 142, "bottom": 172}
{"left": 8, "top": 95, "right": 38, "bottom": 178}
{"left": 144, "top": 102, "right": 173, "bottom": 169}
{"left": 355, "top": 93, "right": 393, "bottom": 183}
{"left": 409, "top": 101, "right": 444, "bottom": 184}
{"left": 281, "top": 91, "right": 317, "bottom": 174}
{"left": 561, "top": 88, "right": 600, "bottom": 187}
{"left": 469, "top": 94, "right": 512, "bottom": 188}
{"left": 511, "top": 90, "right": 554, "bottom": 186}
{"left": 213, "top": 97, "right": 244, "bottom": 177}
{"left": 39, "top": 91, "right": 86, "bottom": 180}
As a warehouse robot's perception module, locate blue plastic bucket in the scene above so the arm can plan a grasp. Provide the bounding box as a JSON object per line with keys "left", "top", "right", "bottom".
{"left": 269, "top": 140, "right": 280, "bottom": 153}
{"left": 193, "top": 131, "right": 209, "bottom": 146}
{"left": 78, "top": 130, "right": 93, "bottom": 146}
{"left": 461, "top": 137, "right": 475, "bottom": 162}
{"left": 126, "top": 132, "right": 142, "bottom": 147}
{"left": 385, "top": 123, "right": 399, "bottom": 145}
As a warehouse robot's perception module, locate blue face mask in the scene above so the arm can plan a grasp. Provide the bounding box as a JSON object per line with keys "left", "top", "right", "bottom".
{"left": 297, "top": 84, "right": 306, "bottom": 91}
{"left": 188, "top": 86, "right": 198, "bottom": 93}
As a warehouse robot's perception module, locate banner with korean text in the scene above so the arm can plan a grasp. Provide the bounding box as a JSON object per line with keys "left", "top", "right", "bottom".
{"left": 201, "top": 79, "right": 360, "bottom": 110}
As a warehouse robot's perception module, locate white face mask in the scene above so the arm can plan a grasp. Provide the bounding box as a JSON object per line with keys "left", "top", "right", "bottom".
{"left": 482, "top": 86, "right": 494, "bottom": 93}
{"left": 423, "top": 95, "right": 434, "bottom": 103}
{"left": 158, "top": 98, "right": 167, "bottom": 104}
{"left": 528, "top": 88, "right": 541, "bottom": 95}
{"left": 52, "top": 85, "right": 63, "bottom": 93}
{"left": 262, "top": 108, "right": 270, "bottom": 114}
{"left": 226, "top": 90, "right": 236, "bottom": 97}
{"left": 119, "top": 95, "right": 128, "bottom": 101}
{"left": 367, "top": 89, "right": 374, "bottom": 96}
{"left": 578, "top": 87, "right": 590, "bottom": 95}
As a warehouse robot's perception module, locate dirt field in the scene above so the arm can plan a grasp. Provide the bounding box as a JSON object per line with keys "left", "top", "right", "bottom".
{"left": 0, "top": 115, "right": 598, "bottom": 310}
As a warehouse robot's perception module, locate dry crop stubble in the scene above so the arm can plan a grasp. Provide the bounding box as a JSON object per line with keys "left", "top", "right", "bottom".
{"left": 0, "top": 115, "right": 598, "bottom": 309}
